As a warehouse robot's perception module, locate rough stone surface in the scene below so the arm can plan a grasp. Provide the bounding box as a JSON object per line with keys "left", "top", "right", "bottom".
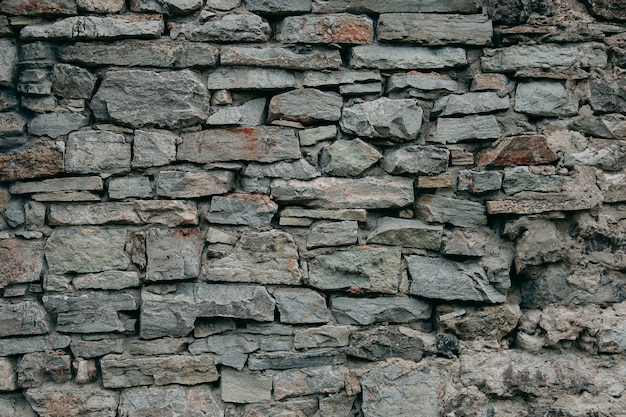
{"left": 433, "top": 91, "right": 509, "bottom": 116}
{"left": 24, "top": 382, "right": 119, "bottom": 417}
{"left": 244, "top": 159, "right": 320, "bottom": 180}
{"left": 248, "top": 349, "right": 346, "bottom": 370}
{"left": 273, "top": 366, "right": 344, "bottom": 400}
{"left": 0, "top": 239, "right": 44, "bottom": 289}
{"left": 0, "top": 40, "right": 18, "bottom": 87}
{"left": 367, "top": 217, "right": 443, "bottom": 249}
{"left": 27, "top": 113, "right": 90, "bottom": 139}
{"left": 331, "top": 295, "right": 431, "bottom": 325}
{"left": 268, "top": 89, "right": 342, "bottom": 125}
{"left": 221, "top": 46, "right": 340, "bottom": 70}
{"left": 476, "top": 135, "right": 558, "bottom": 166}
{"left": 0, "top": 301, "right": 49, "bottom": 337}
{"left": 156, "top": 170, "right": 235, "bottom": 199}
{"left": 17, "top": 352, "right": 72, "bottom": 388}
{"left": 21, "top": 15, "right": 164, "bottom": 40}
{"left": 146, "top": 228, "right": 204, "bottom": 282}
{"left": 66, "top": 130, "right": 130, "bottom": 174}
{"left": 279, "top": 14, "right": 374, "bottom": 45}
{"left": 306, "top": 220, "right": 358, "bottom": 248}
{"left": 429, "top": 115, "right": 501, "bottom": 143}
{"left": 0, "top": 0, "right": 78, "bottom": 15}
{"left": 195, "top": 283, "right": 276, "bottom": 322}
{"left": 312, "top": 0, "right": 479, "bottom": 13}
{"left": 319, "top": 139, "right": 381, "bottom": 177}
{"left": 171, "top": 14, "right": 270, "bottom": 42}
{"left": 382, "top": 144, "right": 449, "bottom": 175}
{"left": 207, "top": 68, "right": 296, "bottom": 90}
{"left": 130, "top": 0, "right": 203, "bottom": 14}
{"left": 416, "top": 195, "right": 487, "bottom": 227}
{"left": 221, "top": 368, "right": 272, "bottom": 403}
{"left": 206, "top": 194, "right": 278, "bottom": 227}
{"left": 350, "top": 45, "right": 467, "bottom": 70}
{"left": 294, "top": 325, "right": 350, "bottom": 349}
{"left": 119, "top": 385, "right": 224, "bottom": 417}
{"left": 0, "top": 140, "right": 64, "bottom": 182}
{"left": 515, "top": 81, "right": 579, "bottom": 117}
{"left": 273, "top": 287, "right": 331, "bottom": 324}
{"left": 348, "top": 326, "right": 426, "bottom": 361}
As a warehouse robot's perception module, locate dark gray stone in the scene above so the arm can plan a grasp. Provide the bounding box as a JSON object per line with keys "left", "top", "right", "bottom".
{"left": 351, "top": 45, "right": 467, "bottom": 70}
{"left": 248, "top": 349, "right": 347, "bottom": 370}
{"left": 171, "top": 14, "right": 270, "bottom": 42}
{"left": 320, "top": 139, "right": 382, "bottom": 177}
{"left": 331, "top": 295, "right": 432, "bottom": 325}
{"left": 51, "top": 64, "right": 96, "bottom": 99}
{"left": 268, "top": 89, "right": 343, "bottom": 125}
{"left": 221, "top": 46, "right": 340, "bottom": 70}
{"left": 367, "top": 217, "right": 443, "bottom": 249}
{"left": 415, "top": 195, "right": 487, "bottom": 227}
{"left": 273, "top": 287, "right": 331, "bottom": 324}
{"left": 206, "top": 194, "right": 278, "bottom": 227}
{"left": 382, "top": 144, "right": 449, "bottom": 175}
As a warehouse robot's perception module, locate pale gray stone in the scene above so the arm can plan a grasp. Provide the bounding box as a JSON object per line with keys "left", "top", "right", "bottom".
{"left": 312, "top": 0, "right": 479, "bottom": 13}
{"left": 221, "top": 368, "right": 272, "bottom": 403}
{"left": 433, "top": 92, "right": 509, "bottom": 116}
{"left": 244, "top": 159, "right": 321, "bottom": 180}
{"left": 503, "top": 166, "right": 571, "bottom": 195}
{"left": 146, "top": 228, "right": 204, "bottom": 282}
{"left": 268, "top": 89, "right": 342, "bottom": 125}
{"left": 331, "top": 295, "right": 432, "bottom": 325}
{"left": 387, "top": 71, "right": 458, "bottom": 94}
{"left": 59, "top": 40, "right": 219, "bottom": 68}
{"left": 339, "top": 82, "right": 382, "bottom": 95}
{"left": 21, "top": 15, "right": 164, "bottom": 40}
{"left": 188, "top": 334, "right": 258, "bottom": 355}
{"left": 140, "top": 285, "right": 197, "bottom": 339}
{"left": 273, "top": 287, "right": 331, "bottom": 324}
{"left": 320, "top": 139, "right": 382, "bottom": 177}
{"left": 515, "top": 81, "right": 579, "bottom": 117}
{"left": 307, "top": 220, "right": 358, "bottom": 248}
{"left": 0, "top": 334, "right": 70, "bottom": 357}
{"left": 28, "top": 113, "right": 89, "bottom": 138}
{"left": 206, "top": 228, "right": 238, "bottom": 245}
{"left": 18, "top": 69, "right": 51, "bottom": 96}
{"left": 57, "top": 308, "right": 133, "bottom": 334}
{"left": 10, "top": 176, "right": 103, "bottom": 195}
{"left": 130, "top": 0, "right": 203, "bottom": 14}
{"left": 25, "top": 382, "right": 119, "bottom": 417}
{"left": 127, "top": 338, "right": 191, "bottom": 356}
{"left": 378, "top": 13, "right": 492, "bottom": 46}
{"left": 350, "top": 45, "right": 467, "bottom": 70}
{"left": 221, "top": 46, "right": 340, "bottom": 70}
{"left": 119, "top": 385, "right": 224, "bottom": 417}
{"left": 66, "top": 130, "right": 130, "bottom": 174}
{"left": 294, "top": 325, "right": 350, "bottom": 349}
{"left": 44, "top": 228, "right": 129, "bottom": 274}
{"left": 207, "top": 67, "right": 296, "bottom": 90}
{"left": 195, "top": 283, "right": 276, "bottom": 322}
{"left": 132, "top": 129, "right": 178, "bottom": 169}
{"left": 91, "top": 70, "right": 209, "bottom": 128}
{"left": 407, "top": 255, "right": 507, "bottom": 303}
{"left": 17, "top": 352, "right": 71, "bottom": 388}
{"left": 299, "top": 125, "right": 337, "bottom": 146}
{"left": 0, "top": 394, "right": 37, "bottom": 417}
{"left": 0, "top": 40, "right": 18, "bottom": 87}
{"left": 248, "top": 349, "right": 346, "bottom": 370}
{"left": 309, "top": 246, "right": 402, "bottom": 293}
{"left": 382, "top": 144, "right": 449, "bottom": 175}
{"left": 207, "top": 107, "right": 243, "bottom": 125}
{"left": 458, "top": 170, "right": 503, "bottom": 193}
{"left": 416, "top": 195, "right": 487, "bottom": 227}
{"left": 303, "top": 70, "right": 381, "bottom": 87}
{"left": 273, "top": 366, "right": 344, "bottom": 400}
{"left": 78, "top": 0, "right": 125, "bottom": 13}
{"left": 441, "top": 229, "right": 487, "bottom": 257}
{"left": 0, "top": 0, "right": 76, "bottom": 14}
{"left": 208, "top": 98, "right": 267, "bottom": 126}
{"left": 318, "top": 394, "right": 356, "bottom": 417}
{"left": 244, "top": 0, "right": 311, "bottom": 14}
{"left": 202, "top": 230, "right": 302, "bottom": 285}
{"left": 101, "top": 354, "right": 218, "bottom": 388}
{"left": 43, "top": 293, "right": 137, "bottom": 313}
{"left": 4, "top": 199, "right": 25, "bottom": 227}
{"left": 340, "top": 97, "right": 423, "bottom": 141}
{"left": 0, "top": 358, "right": 17, "bottom": 391}
{"left": 207, "top": 0, "right": 240, "bottom": 10}
{"left": 0, "top": 239, "right": 44, "bottom": 289}
{"left": 429, "top": 115, "right": 501, "bottom": 143}
{"left": 0, "top": 301, "right": 49, "bottom": 337}
{"left": 171, "top": 14, "right": 270, "bottom": 42}
{"left": 279, "top": 13, "right": 374, "bottom": 45}
{"left": 206, "top": 194, "right": 278, "bottom": 227}
{"left": 108, "top": 176, "right": 152, "bottom": 200}
{"left": 51, "top": 64, "right": 96, "bottom": 99}
{"left": 367, "top": 217, "right": 443, "bottom": 249}
{"left": 271, "top": 176, "right": 414, "bottom": 209}
{"left": 179, "top": 127, "right": 300, "bottom": 163}
{"left": 156, "top": 170, "right": 235, "bottom": 199}
{"left": 73, "top": 271, "right": 140, "bottom": 291}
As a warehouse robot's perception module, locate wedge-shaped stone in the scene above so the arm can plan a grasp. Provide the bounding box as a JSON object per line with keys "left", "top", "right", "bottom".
{"left": 130, "top": 0, "right": 203, "bottom": 14}
{"left": 378, "top": 13, "right": 492, "bottom": 46}
{"left": 245, "top": 0, "right": 311, "bottom": 14}
{"left": 382, "top": 144, "right": 449, "bottom": 175}
{"left": 21, "top": 15, "right": 164, "bottom": 40}
{"left": 312, "top": 0, "right": 479, "bottom": 13}
{"left": 248, "top": 349, "right": 346, "bottom": 370}
{"left": 156, "top": 170, "right": 235, "bottom": 199}
{"left": 268, "top": 89, "right": 343, "bottom": 125}
{"left": 331, "top": 295, "right": 431, "bottom": 325}
{"left": 101, "top": 354, "right": 218, "bottom": 388}
{"left": 179, "top": 127, "right": 300, "bottom": 163}
{"left": 309, "top": 246, "right": 401, "bottom": 293}
{"left": 407, "top": 255, "right": 507, "bottom": 303}
{"left": 433, "top": 92, "right": 509, "bottom": 116}
{"left": 171, "top": 14, "right": 270, "bottom": 42}
{"left": 146, "top": 228, "right": 204, "bottom": 282}
{"left": 320, "top": 139, "right": 381, "bottom": 177}
{"left": 481, "top": 43, "right": 607, "bottom": 72}
{"left": 25, "top": 382, "right": 118, "bottom": 417}
{"left": 351, "top": 45, "right": 467, "bottom": 70}
{"left": 476, "top": 135, "right": 558, "bottom": 167}
{"left": 294, "top": 325, "right": 351, "bottom": 349}
{"left": 140, "top": 284, "right": 197, "bottom": 339}
{"left": 429, "top": 115, "right": 501, "bottom": 144}
{"left": 367, "top": 217, "right": 443, "bottom": 249}
{"left": 59, "top": 40, "right": 219, "bottom": 68}
{"left": 10, "top": 176, "right": 102, "bottom": 194}
{"left": 416, "top": 195, "right": 487, "bottom": 227}
{"left": 221, "top": 368, "right": 272, "bottom": 404}
{"left": 195, "top": 283, "right": 276, "bottom": 322}
{"left": 65, "top": 130, "right": 130, "bottom": 174}
{"left": 91, "top": 69, "right": 209, "bottom": 128}
{"left": 133, "top": 130, "right": 178, "bottom": 168}
{"left": 49, "top": 200, "right": 198, "bottom": 226}
{"left": 244, "top": 159, "right": 320, "bottom": 180}
{"left": 0, "top": 301, "right": 49, "bottom": 337}
{"left": 0, "top": 0, "right": 77, "bottom": 15}
{"left": 340, "top": 97, "right": 422, "bottom": 141}
{"left": 44, "top": 228, "right": 129, "bottom": 274}
{"left": 273, "top": 287, "right": 331, "bottom": 324}
{"left": 273, "top": 366, "right": 344, "bottom": 400}
{"left": 206, "top": 194, "right": 278, "bottom": 227}
{"left": 0, "top": 239, "right": 43, "bottom": 289}
{"left": 306, "top": 220, "right": 358, "bottom": 249}
{"left": 221, "top": 46, "right": 340, "bottom": 70}
{"left": 279, "top": 13, "right": 373, "bottom": 45}
{"left": 272, "top": 176, "right": 414, "bottom": 209}
{"left": 207, "top": 67, "right": 296, "bottom": 90}
{"left": 515, "top": 81, "right": 578, "bottom": 117}
{"left": 119, "top": 385, "right": 224, "bottom": 417}
{"left": 0, "top": 140, "right": 64, "bottom": 182}
{"left": 203, "top": 230, "right": 301, "bottom": 285}
{"left": 303, "top": 70, "right": 381, "bottom": 87}
{"left": 0, "top": 334, "right": 70, "bottom": 357}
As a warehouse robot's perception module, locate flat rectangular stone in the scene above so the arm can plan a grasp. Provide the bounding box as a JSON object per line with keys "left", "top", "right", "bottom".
{"left": 299, "top": 125, "right": 338, "bottom": 146}
{"left": 65, "top": 131, "right": 131, "bottom": 174}
{"left": 146, "top": 228, "right": 204, "bottom": 282}
{"left": 244, "top": 0, "right": 311, "bottom": 14}
{"left": 70, "top": 337, "right": 124, "bottom": 359}
{"left": 429, "top": 115, "right": 501, "bottom": 143}
{"left": 312, "top": 0, "right": 479, "bottom": 13}
{"left": 10, "top": 176, "right": 103, "bottom": 194}
{"left": 0, "top": 140, "right": 64, "bottom": 182}
{"left": 31, "top": 191, "right": 101, "bottom": 202}
{"left": 109, "top": 176, "right": 152, "bottom": 200}
{"left": 303, "top": 70, "right": 381, "bottom": 87}
{"left": 170, "top": 14, "right": 270, "bottom": 42}
{"left": 248, "top": 349, "right": 347, "bottom": 370}
{"left": 156, "top": 170, "right": 236, "bottom": 198}
{"left": 0, "top": 300, "right": 49, "bottom": 337}
{"left": 293, "top": 325, "right": 351, "bottom": 349}
{"left": 0, "top": 40, "right": 18, "bottom": 87}
{"left": 221, "top": 46, "right": 341, "bottom": 70}
{"left": 387, "top": 71, "right": 458, "bottom": 94}
{"left": 21, "top": 15, "right": 164, "bottom": 40}
{"left": 207, "top": 67, "right": 296, "bottom": 90}
{"left": 433, "top": 92, "right": 510, "bottom": 116}
{"left": 486, "top": 198, "right": 598, "bottom": 215}
{"left": 0, "top": 239, "right": 44, "bottom": 289}
{"left": 378, "top": 14, "right": 492, "bottom": 46}
{"left": 416, "top": 194, "right": 487, "bottom": 227}
{"left": 56, "top": 309, "right": 133, "bottom": 333}
{"left": 195, "top": 283, "right": 276, "bottom": 322}
{"left": 130, "top": 0, "right": 203, "bottom": 14}
{"left": 273, "top": 366, "right": 345, "bottom": 400}
{"left": 515, "top": 81, "right": 578, "bottom": 117}
{"left": 0, "top": 0, "right": 78, "bottom": 15}
{"left": 281, "top": 207, "right": 367, "bottom": 221}
{"left": 331, "top": 295, "right": 432, "bottom": 325}
{"left": 367, "top": 217, "right": 443, "bottom": 249}
{"left": 206, "top": 194, "right": 278, "bottom": 227}
{"left": 179, "top": 127, "right": 300, "bottom": 163}
{"left": 221, "top": 368, "right": 272, "bottom": 404}
{"left": 279, "top": 13, "right": 374, "bottom": 45}
{"left": 73, "top": 271, "right": 140, "bottom": 290}
{"left": 350, "top": 45, "right": 467, "bottom": 70}
{"left": 0, "top": 334, "right": 70, "bottom": 356}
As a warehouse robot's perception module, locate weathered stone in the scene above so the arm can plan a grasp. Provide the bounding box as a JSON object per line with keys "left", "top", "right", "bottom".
{"left": 4, "top": 198, "right": 25, "bottom": 227}
{"left": 244, "top": 159, "right": 320, "bottom": 180}
{"left": 331, "top": 295, "right": 431, "bottom": 325}
{"left": 458, "top": 170, "right": 503, "bottom": 193}
{"left": 378, "top": 13, "right": 492, "bottom": 46}
{"left": 350, "top": 45, "right": 467, "bottom": 70}
{"left": 312, "top": 0, "right": 479, "bottom": 13}
{"left": 273, "top": 287, "right": 331, "bottom": 324}
{"left": 268, "top": 89, "right": 342, "bottom": 125}
{"left": 60, "top": 40, "right": 218, "bottom": 68}
{"left": 65, "top": 130, "right": 130, "bottom": 174}
{"left": 77, "top": 0, "right": 125, "bottom": 13}
{"left": 294, "top": 325, "right": 350, "bottom": 349}
{"left": 65, "top": 359, "right": 97, "bottom": 384}
{"left": 0, "top": 301, "right": 49, "bottom": 337}
{"left": 303, "top": 70, "right": 381, "bottom": 88}
{"left": 437, "top": 304, "right": 521, "bottom": 341}
{"left": 0, "top": 239, "right": 43, "bottom": 289}
{"left": 188, "top": 333, "right": 258, "bottom": 355}
{"left": 179, "top": 127, "right": 300, "bottom": 163}
{"left": 43, "top": 293, "right": 137, "bottom": 314}
{"left": 206, "top": 194, "right": 278, "bottom": 227}
{"left": 471, "top": 73, "right": 508, "bottom": 91}
{"left": 590, "top": 72, "right": 626, "bottom": 114}
{"left": 340, "top": 97, "right": 422, "bottom": 141}
{"left": 195, "top": 283, "right": 276, "bottom": 322}
{"left": 91, "top": 70, "right": 209, "bottom": 128}
{"left": 51, "top": 64, "right": 96, "bottom": 99}
{"left": 0, "top": 112, "right": 26, "bottom": 137}
{"left": 244, "top": 0, "right": 310, "bottom": 14}
{"left": 502, "top": 166, "right": 570, "bottom": 195}
{"left": 515, "top": 81, "right": 579, "bottom": 117}
{"left": 208, "top": 97, "right": 267, "bottom": 126}
{"left": 407, "top": 255, "right": 507, "bottom": 303}
{"left": 171, "top": 14, "right": 270, "bottom": 42}
{"left": 585, "top": 0, "right": 626, "bottom": 20}
{"left": 203, "top": 230, "right": 301, "bottom": 285}
{"left": 429, "top": 115, "right": 501, "bottom": 143}
{"left": 0, "top": 394, "right": 37, "bottom": 417}
{"left": 0, "top": 40, "right": 18, "bottom": 87}
{"left": 49, "top": 200, "right": 198, "bottom": 227}
{"left": 307, "top": 220, "right": 358, "bottom": 248}
{"left": 0, "top": 90, "right": 19, "bottom": 112}
{"left": 0, "top": 358, "right": 17, "bottom": 391}
{"left": 21, "top": 15, "right": 164, "bottom": 40}
{"left": 481, "top": 43, "right": 607, "bottom": 72}
{"left": 21, "top": 97, "right": 56, "bottom": 114}
{"left": 416, "top": 195, "right": 487, "bottom": 227}
{"left": 18, "top": 68, "right": 51, "bottom": 96}
{"left": 476, "top": 135, "right": 558, "bottom": 166}
{"left": 248, "top": 349, "right": 346, "bottom": 370}
{"left": 25, "top": 382, "right": 119, "bottom": 417}
{"left": 309, "top": 246, "right": 402, "bottom": 293}
{"left": 281, "top": 207, "right": 367, "bottom": 222}
{"left": 10, "top": 176, "right": 103, "bottom": 195}
{"left": 101, "top": 354, "right": 218, "bottom": 388}
{"left": 279, "top": 13, "right": 373, "bottom": 45}
{"left": 0, "top": 334, "right": 70, "bottom": 357}
{"left": 221, "top": 368, "right": 272, "bottom": 403}
{"left": 387, "top": 71, "right": 458, "bottom": 95}
{"left": 44, "top": 228, "right": 129, "bottom": 274}
{"left": 417, "top": 173, "right": 453, "bottom": 189}
{"left": 433, "top": 92, "right": 509, "bottom": 116}
{"left": 319, "top": 139, "right": 381, "bottom": 177}
{"left": 132, "top": 129, "right": 178, "bottom": 169}
{"left": 361, "top": 359, "right": 440, "bottom": 417}
{"left": 339, "top": 82, "right": 381, "bottom": 95}
{"left": 0, "top": 0, "right": 77, "bottom": 15}
{"left": 130, "top": 0, "right": 202, "bottom": 14}
{"left": 272, "top": 176, "right": 414, "bottom": 209}
{"left": 73, "top": 271, "right": 140, "bottom": 291}
{"left": 109, "top": 176, "right": 152, "bottom": 200}
{"left": 273, "top": 366, "right": 344, "bottom": 400}
{"left": 119, "top": 384, "right": 223, "bottom": 417}
{"left": 348, "top": 326, "right": 425, "bottom": 361}
{"left": 127, "top": 337, "right": 192, "bottom": 356}
{"left": 146, "top": 228, "right": 204, "bottom": 282}
{"left": 156, "top": 170, "right": 235, "bottom": 198}
{"left": 207, "top": 67, "right": 296, "bottom": 90}
{"left": 221, "top": 46, "right": 340, "bottom": 70}
{"left": 367, "top": 217, "right": 443, "bottom": 249}
{"left": 27, "top": 113, "right": 89, "bottom": 139}
{"left": 382, "top": 144, "right": 449, "bottom": 175}
{"left": 17, "top": 352, "right": 71, "bottom": 388}
{"left": 140, "top": 285, "right": 197, "bottom": 339}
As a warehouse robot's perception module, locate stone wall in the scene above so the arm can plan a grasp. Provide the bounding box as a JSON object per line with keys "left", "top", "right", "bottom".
{"left": 0, "top": 0, "right": 625, "bottom": 416}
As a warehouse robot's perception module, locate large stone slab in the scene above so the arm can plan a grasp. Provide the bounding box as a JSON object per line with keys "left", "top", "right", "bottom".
{"left": 515, "top": 81, "right": 578, "bottom": 117}
{"left": 0, "top": 0, "right": 78, "bottom": 15}
{"left": 221, "top": 368, "right": 272, "bottom": 403}
{"left": 407, "top": 255, "right": 507, "bottom": 303}
{"left": 248, "top": 349, "right": 346, "bottom": 370}
{"left": 319, "top": 139, "right": 381, "bottom": 177}
{"left": 0, "top": 334, "right": 70, "bottom": 357}
{"left": 65, "top": 130, "right": 130, "bottom": 174}
{"left": 273, "top": 366, "right": 344, "bottom": 400}
{"left": 10, "top": 176, "right": 103, "bottom": 195}
{"left": 156, "top": 170, "right": 235, "bottom": 198}
{"left": 311, "top": 0, "right": 479, "bottom": 13}
{"left": 271, "top": 176, "right": 414, "bottom": 209}
{"left": 179, "top": 127, "right": 300, "bottom": 163}
{"left": 303, "top": 70, "right": 381, "bottom": 88}
{"left": 195, "top": 283, "right": 276, "bottom": 322}
{"left": 387, "top": 71, "right": 458, "bottom": 96}
{"left": 340, "top": 97, "right": 422, "bottom": 141}
{"left": 146, "top": 228, "right": 204, "bottom": 282}
{"left": 382, "top": 144, "right": 449, "bottom": 175}
{"left": 91, "top": 69, "right": 209, "bottom": 128}
{"left": 206, "top": 194, "right": 278, "bottom": 227}
{"left": 202, "top": 230, "right": 301, "bottom": 285}
{"left": 429, "top": 114, "right": 501, "bottom": 143}
{"left": 140, "top": 284, "right": 197, "bottom": 339}
{"left": 130, "top": 0, "right": 203, "bottom": 14}
{"left": 378, "top": 13, "right": 492, "bottom": 46}
{"left": 331, "top": 295, "right": 431, "bottom": 325}
{"left": 20, "top": 15, "right": 164, "bottom": 40}
{"left": 119, "top": 385, "right": 224, "bottom": 417}
{"left": 59, "top": 40, "right": 219, "bottom": 68}
{"left": 367, "top": 217, "right": 443, "bottom": 249}
{"left": 279, "top": 13, "right": 374, "bottom": 45}
{"left": 221, "top": 46, "right": 340, "bottom": 70}
{"left": 294, "top": 325, "right": 350, "bottom": 349}
{"left": 268, "top": 89, "right": 343, "bottom": 124}
{"left": 273, "top": 287, "right": 331, "bottom": 324}
{"left": 0, "top": 239, "right": 43, "bottom": 289}
{"left": 416, "top": 195, "right": 487, "bottom": 227}
{"left": 171, "top": 13, "right": 270, "bottom": 42}
{"left": 44, "top": 228, "right": 129, "bottom": 274}
{"left": 503, "top": 166, "right": 570, "bottom": 195}
{"left": 25, "top": 382, "right": 119, "bottom": 417}
{"left": 207, "top": 67, "right": 296, "bottom": 90}
{"left": 0, "top": 140, "right": 64, "bottom": 182}
{"left": 350, "top": 45, "right": 467, "bottom": 70}
{"left": 0, "top": 301, "right": 49, "bottom": 337}
{"left": 475, "top": 135, "right": 558, "bottom": 166}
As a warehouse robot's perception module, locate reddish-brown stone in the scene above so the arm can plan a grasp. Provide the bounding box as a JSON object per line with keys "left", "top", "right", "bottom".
{"left": 475, "top": 135, "right": 557, "bottom": 167}
{"left": 584, "top": 0, "right": 626, "bottom": 21}
{"left": 0, "top": 141, "right": 64, "bottom": 182}
{"left": 279, "top": 14, "right": 374, "bottom": 45}
{"left": 0, "top": 239, "right": 44, "bottom": 289}
{"left": 0, "top": 0, "right": 77, "bottom": 15}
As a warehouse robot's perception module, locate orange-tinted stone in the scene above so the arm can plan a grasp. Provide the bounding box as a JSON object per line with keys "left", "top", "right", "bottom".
{"left": 0, "top": 140, "right": 64, "bottom": 182}
{"left": 476, "top": 135, "right": 557, "bottom": 167}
